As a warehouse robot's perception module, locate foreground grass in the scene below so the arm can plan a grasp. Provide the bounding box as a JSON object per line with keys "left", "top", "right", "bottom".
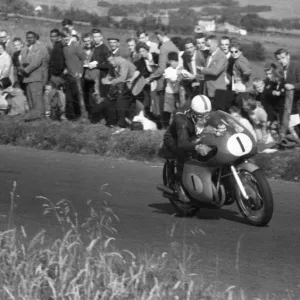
{"left": 0, "top": 186, "right": 295, "bottom": 300}
{"left": 0, "top": 117, "right": 300, "bottom": 182}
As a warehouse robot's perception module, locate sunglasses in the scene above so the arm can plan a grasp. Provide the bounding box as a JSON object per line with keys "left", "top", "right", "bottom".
{"left": 231, "top": 50, "right": 239, "bottom": 54}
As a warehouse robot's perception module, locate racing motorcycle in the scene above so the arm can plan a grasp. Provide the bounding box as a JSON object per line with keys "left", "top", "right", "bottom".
{"left": 156, "top": 110, "right": 274, "bottom": 227}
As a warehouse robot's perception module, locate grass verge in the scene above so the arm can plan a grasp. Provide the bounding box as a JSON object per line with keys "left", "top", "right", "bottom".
{"left": 0, "top": 117, "right": 300, "bottom": 182}
{"left": 0, "top": 185, "right": 294, "bottom": 300}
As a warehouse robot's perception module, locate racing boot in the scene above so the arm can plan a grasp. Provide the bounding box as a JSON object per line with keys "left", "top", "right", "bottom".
{"left": 173, "top": 165, "right": 190, "bottom": 203}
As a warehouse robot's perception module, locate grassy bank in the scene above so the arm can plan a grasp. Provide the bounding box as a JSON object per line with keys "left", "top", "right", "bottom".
{"left": 0, "top": 117, "right": 300, "bottom": 182}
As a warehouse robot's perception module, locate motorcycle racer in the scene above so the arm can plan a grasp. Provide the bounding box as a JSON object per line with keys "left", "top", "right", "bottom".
{"left": 163, "top": 95, "right": 218, "bottom": 202}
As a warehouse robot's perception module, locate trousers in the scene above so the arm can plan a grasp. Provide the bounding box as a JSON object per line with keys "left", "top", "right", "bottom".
{"left": 25, "top": 81, "right": 44, "bottom": 119}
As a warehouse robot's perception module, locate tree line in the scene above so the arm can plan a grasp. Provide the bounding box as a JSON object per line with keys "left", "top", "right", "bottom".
{"left": 1, "top": 0, "right": 300, "bottom": 35}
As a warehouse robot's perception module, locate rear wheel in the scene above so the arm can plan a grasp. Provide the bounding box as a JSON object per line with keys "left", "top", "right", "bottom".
{"left": 163, "top": 161, "right": 200, "bottom": 217}
{"left": 234, "top": 169, "right": 274, "bottom": 226}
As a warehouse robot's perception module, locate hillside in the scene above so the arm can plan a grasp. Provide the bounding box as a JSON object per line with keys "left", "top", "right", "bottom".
{"left": 25, "top": 0, "right": 299, "bottom": 19}
{"left": 238, "top": 0, "right": 299, "bottom": 19}
{"left": 26, "top": 0, "right": 109, "bottom": 15}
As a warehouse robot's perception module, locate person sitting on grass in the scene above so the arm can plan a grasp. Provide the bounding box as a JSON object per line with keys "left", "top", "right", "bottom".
{"left": 101, "top": 52, "right": 137, "bottom": 129}
{"left": 252, "top": 78, "right": 283, "bottom": 131}
{"left": 241, "top": 93, "right": 268, "bottom": 144}
{"left": 229, "top": 105, "right": 257, "bottom": 141}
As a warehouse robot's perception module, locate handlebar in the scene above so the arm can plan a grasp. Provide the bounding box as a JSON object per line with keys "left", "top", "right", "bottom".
{"left": 194, "top": 145, "right": 218, "bottom": 162}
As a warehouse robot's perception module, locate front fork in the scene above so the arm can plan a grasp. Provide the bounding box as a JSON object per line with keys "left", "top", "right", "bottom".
{"left": 230, "top": 165, "right": 249, "bottom": 200}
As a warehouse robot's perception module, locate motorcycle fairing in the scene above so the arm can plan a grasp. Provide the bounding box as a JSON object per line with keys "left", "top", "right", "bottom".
{"left": 182, "top": 160, "right": 216, "bottom": 203}
{"left": 194, "top": 111, "right": 257, "bottom": 166}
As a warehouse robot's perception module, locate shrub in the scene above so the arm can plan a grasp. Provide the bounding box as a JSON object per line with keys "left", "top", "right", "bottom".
{"left": 242, "top": 41, "right": 266, "bottom": 61}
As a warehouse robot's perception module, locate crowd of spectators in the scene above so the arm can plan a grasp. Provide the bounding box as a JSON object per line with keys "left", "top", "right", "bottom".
{"left": 0, "top": 19, "right": 299, "bottom": 148}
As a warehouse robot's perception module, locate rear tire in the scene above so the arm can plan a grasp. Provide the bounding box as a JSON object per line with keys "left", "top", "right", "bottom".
{"left": 234, "top": 169, "right": 274, "bottom": 226}
{"left": 163, "top": 161, "right": 200, "bottom": 217}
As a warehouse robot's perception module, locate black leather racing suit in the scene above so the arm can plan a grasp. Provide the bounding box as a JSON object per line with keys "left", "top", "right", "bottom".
{"left": 163, "top": 110, "right": 197, "bottom": 160}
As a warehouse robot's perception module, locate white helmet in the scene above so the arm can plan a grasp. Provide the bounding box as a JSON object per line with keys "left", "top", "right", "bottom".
{"left": 190, "top": 95, "right": 212, "bottom": 115}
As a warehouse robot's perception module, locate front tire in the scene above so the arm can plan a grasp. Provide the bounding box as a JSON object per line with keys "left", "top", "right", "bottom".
{"left": 163, "top": 161, "right": 200, "bottom": 217}
{"left": 234, "top": 169, "right": 274, "bottom": 226}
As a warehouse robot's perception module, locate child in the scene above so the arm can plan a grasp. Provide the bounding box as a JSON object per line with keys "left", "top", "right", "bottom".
{"left": 252, "top": 78, "right": 284, "bottom": 129}
{"left": 229, "top": 105, "right": 257, "bottom": 141}
{"left": 162, "top": 51, "right": 181, "bottom": 127}
{"left": 242, "top": 95, "right": 268, "bottom": 143}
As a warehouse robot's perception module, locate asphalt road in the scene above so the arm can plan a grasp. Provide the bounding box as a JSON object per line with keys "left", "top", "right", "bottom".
{"left": 0, "top": 145, "right": 299, "bottom": 298}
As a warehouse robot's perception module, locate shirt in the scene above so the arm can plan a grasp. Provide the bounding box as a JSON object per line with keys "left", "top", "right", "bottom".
{"left": 226, "top": 52, "right": 231, "bottom": 59}
{"left": 146, "top": 41, "right": 159, "bottom": 54}
{"left": 190, "top": 52, "right": 197, "bottom": 75}
{"left": 164, "top": 66, "right": 180, "bottom": 94}
{"left": 112, "top": 48, "right": 119, "bottom": 56}
{"left": 145, "top": 53, "right": 155, "bottom": 73}
{"left": 206, "top": 48, "right": 219, "bottom": 67}
{"left": 248, "top": 106, "right": 267, "bottom": 127}
{"left": 283, "top": 64, "right": 288, "bottom": 80}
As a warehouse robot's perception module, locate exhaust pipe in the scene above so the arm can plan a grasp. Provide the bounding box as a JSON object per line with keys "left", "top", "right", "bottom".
{"left": 156, "top": 184, "right": 175, "bottom": 196}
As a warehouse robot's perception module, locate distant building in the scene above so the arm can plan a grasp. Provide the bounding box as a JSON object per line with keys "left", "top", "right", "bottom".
{"left": 26, "top": 0, "right": 109, "bottom": 15}
{"left": 195, "top": 19, "right": 216, "bottom": 33}
{"left": 34, "top": 5, "right": 43, "bottom": 12}
{"left": 217, "top": 22, "right": 247, "bottom": 36}
{"left": 34, "top": 5, "right": 43, "bottom": 16}
{"left": 110, "top": 10, "right": 170, "bottom": 26}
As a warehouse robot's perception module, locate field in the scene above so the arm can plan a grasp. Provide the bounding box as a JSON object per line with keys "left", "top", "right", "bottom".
{"left": 238, "top": 0, "right": 300, "bottom": 19}
{"left": 2, "top": 15, "right": 300, "bottom": 81}
{"left": 26, "top": 0, "right": 300, "bottom": 20}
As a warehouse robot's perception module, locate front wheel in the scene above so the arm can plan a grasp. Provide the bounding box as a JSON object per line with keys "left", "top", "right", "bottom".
{"left": 234, "top": 169, "right": 274, "bottom": 226}
{"left": 163, "top": 161, "right": 200, "bottom": 217}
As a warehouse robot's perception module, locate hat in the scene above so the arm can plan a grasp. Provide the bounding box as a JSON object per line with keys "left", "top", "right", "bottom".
{"left": 107, "top": 38, "right": 120, "bottom": 42}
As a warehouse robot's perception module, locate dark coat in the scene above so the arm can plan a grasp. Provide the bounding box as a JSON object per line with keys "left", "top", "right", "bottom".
{"left": 48, "top": 40, "right": 65, "bottom": 78}
{"left": 164, "top": 109, "right": 196, "bottom": 154}
{"left": 134, "top": 53, "right": 159, "bottom": 78}
{"left": 181, "top": 50, "right": 205, "bottom": 77}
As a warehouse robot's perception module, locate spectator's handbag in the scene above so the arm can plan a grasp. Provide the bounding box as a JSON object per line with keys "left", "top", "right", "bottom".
{"left": 131, "top": 75, "right": 147, "bottom": 96}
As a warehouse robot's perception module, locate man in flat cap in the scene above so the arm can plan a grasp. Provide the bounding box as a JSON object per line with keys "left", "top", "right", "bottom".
{"left": 107, "top": 38, "right": 125, "bottom": 58}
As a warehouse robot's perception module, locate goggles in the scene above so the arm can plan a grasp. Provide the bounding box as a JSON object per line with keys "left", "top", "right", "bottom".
{"left": 191, "top": 110, "right": 211, "bottom": 122}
